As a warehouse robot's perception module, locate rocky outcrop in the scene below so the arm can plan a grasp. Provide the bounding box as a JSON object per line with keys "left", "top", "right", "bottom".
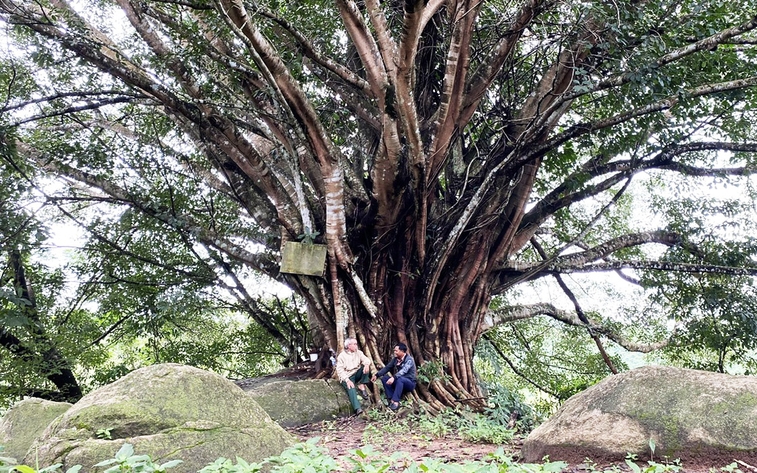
{"left": 522, "top": 365, "right": 757, "bottom": 465}
{"left": 0, "top": 398, "right": 72, "bottom": 461}
{"left": 25, "top": 363, "right": 295, "bottom": 472}
{"left": 238, "top": 378, "right": 353, "bottom": 427}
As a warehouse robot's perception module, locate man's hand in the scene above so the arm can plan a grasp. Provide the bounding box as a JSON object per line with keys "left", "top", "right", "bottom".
{"left": 363, "top": 365, "right": 370, "bottom": 374}
{"left": 387, "top": 376, "right": 394, "bottom": 385}
{"left": 370, "top": 374, "right": 376, "bottom": 382}
{"left": 346, "top": 380, "right": 354, "bottom": 389}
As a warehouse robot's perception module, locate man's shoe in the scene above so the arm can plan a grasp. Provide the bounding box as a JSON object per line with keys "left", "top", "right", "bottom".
{"left": 358, "top": 387, "right": 370, "bottom": 400}
{"left": 388, "top": 401, "right": 400, "bottom": 411}
{"left": 355, "top": 408, "right": 363, "bottom": 416}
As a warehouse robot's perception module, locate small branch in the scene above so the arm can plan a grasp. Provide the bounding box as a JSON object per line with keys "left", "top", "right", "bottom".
{"left": 89, "top": 314, "right": 130, "bottom": 346}
{"left": 531, "top": 238, "right": 618, "bottom": 374}
{"left": 1, "top": 90, "right": 143, "bottom": 113}
{"left": 9, "top": 97, "right": 139, "bottom": 126}
{"left": 481, "top": 333, "right": 561, "bottom": 398}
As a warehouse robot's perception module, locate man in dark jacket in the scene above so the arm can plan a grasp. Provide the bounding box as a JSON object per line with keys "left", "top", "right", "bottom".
{"left": 371, "top": 342, "right": 416, "bottom": 411}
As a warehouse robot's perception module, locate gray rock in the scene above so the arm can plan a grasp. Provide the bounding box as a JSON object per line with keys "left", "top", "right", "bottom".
{"left": 239, "top": 378, "right": 353, "bottom": 427}
{"left": 0, "top": 398, "right": 72, "bottom": 461}
{"left": 522, "top": 365, "right": 757, "bottom": 465}
{"left": 25, "top": 363, "right": 295, "bottom": 472}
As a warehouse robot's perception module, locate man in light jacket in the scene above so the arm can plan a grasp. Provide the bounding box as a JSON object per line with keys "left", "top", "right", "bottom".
{"left": 336, "top": 337, "right": 372, "bottom": 415}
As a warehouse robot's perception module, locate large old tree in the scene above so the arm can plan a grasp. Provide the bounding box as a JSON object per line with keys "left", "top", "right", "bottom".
{"left": 1, "top": 0, "right": 757, "bottom": 408}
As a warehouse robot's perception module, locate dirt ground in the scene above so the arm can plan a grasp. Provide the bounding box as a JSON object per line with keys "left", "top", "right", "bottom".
{"left": 266, "top": 363, "right": 755, "bottom": 473}
{"left": 285, "top": 414, "right": 512, "bottom": 469}
{"left": 286, "top": 415, "right": 757, "bottom": 473}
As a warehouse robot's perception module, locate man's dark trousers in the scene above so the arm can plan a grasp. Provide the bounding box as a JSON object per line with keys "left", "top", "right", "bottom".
{"left": 379, "top": 374, "right": 416, "bottom": 403}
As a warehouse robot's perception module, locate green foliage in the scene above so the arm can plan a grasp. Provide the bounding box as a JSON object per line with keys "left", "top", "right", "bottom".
{"left": 476, "top": 322, "right": 627, "bottom": 414}
{"left": 417, "top": 360, "right": 452, "bottom": 385}
{"left": 263, "top": 438, "right": 340, "bottom": 473}
{"left": 344, "top": 445, "right": 401, "bottom": 473}
{"left": 457, "top": 414, "right": 514, "bottom": 444}
{"left": 197, "top": 457, "right": 262, "bottom": 473}
{"left": 482, "top": 386, "right": 539, "bottom": 434}
{"left": 0, "top": 133, "right": 302, "bottom": 405}
{"left": 716, "top": 460, "right": 755, "bottom": 473}
{"left": 363, "top": 406, "right": 516, "bottom": 446}
{"left": 204, "top": 454, "right": 273, "bottom": 473}
{"left": 412, "top": 408, "right": 459, "bottom": 439}
{"left": 0, "top": 441, "right": 572, "bottom": 473}
{"left": 96, "top": 428, "right": 113, "bottom": 440}
{"left": 638, "top": 193, "right": 757, "bottom": 373}
{"left": 93, "top": 443, "right": 183, "bottom": 473}
{"left": 0, "top": 448, "right": 82, "bottom": 473}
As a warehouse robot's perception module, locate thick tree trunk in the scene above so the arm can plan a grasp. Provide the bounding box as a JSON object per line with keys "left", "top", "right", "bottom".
{"left": 2, "top": 250, "right": 83, "bottom": 403}
{"left": 296, "top": 219, "right": 501, "bottom": 411}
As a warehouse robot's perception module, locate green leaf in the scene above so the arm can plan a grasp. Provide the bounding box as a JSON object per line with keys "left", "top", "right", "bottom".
{"left": 158, "top": 459, "right": 183, "bottom": 469}
{"left": 12, "top": 466, "right": 37, "bottom": 473}
{"left": 626, "top": 459, "right": 643, "bottom": 473}
{"left": 115, "top": 443, "right": 135, "bottom": 460}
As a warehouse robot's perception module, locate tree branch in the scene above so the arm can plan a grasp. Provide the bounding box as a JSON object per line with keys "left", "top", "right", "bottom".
{"left": 484, "top": 303, "right": 668, "bottom": 353}
{"left": 481, "top": 332, "right": 561, "bottom": 399}
{"left": 22, "top": 144, "right": 281, "bottom": 276}
{"left": 562, "top": 259, "right": 757, "bottom": 277}
{"left": 253, "top": 5, "right": 371, "bottom": 94}
{"left": 531, "top": 75, "right": 757, "bottom": 162}
{"left": 520, "top": 141, "right": 757, "bottom": 237}
{"left": 557, "top": 13, "right": 757, "bottom": 106}
{"left": 334, "top": 0, "right": 387, "bottom": 98}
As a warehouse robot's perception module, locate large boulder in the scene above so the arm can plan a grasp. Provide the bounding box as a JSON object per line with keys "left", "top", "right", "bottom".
{"left": 238, "top": 378, "right": 353, "bottom": 427}
{"left": 26, "top": 363, "right": 295, "bottom": 472}
{"left": 522, "top": 365, "right": 757, "bottom": 465}
{"left": 0, "top": 398, "right": 72, "bottom": 461}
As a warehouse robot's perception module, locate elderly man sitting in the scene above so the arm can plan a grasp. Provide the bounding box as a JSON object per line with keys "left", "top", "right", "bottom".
{"left": 336, "top": 337, "right": 372, "bottom": 415}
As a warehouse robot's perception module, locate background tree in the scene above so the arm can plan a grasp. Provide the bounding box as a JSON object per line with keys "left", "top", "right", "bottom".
{"left": 642, "top": 184, "right": 757, "bottom": 374}
{"left": 1, "top": 0, "right": 757, "bottom": 410}
{"left": 0, "top": 130, "right": 298, "bottom": 408}
{"left": 0, "top": 132, "right": 82, "bottom": 402}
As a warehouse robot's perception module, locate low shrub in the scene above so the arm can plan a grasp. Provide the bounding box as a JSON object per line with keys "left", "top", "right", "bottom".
{"left": 0, "top": 441, "right": 566, "bottom": 473}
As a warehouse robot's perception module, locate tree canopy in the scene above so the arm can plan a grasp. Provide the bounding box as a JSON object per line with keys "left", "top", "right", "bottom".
{"left": 2, "top": 0, "right": 757, "bottom": 408}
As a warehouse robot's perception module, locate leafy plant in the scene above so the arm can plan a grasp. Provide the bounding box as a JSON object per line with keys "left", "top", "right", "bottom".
{"left": 96, "top": 428, "right": 113, "bottom": 440}
{"left": 263, "top": 438, "right": 340, "bottom": 473}
{"left": 417, "top": 360, "right": 452, "bottom": 385}
{"left": 457, "top": 414, "right": 514, "bottom": 444}
{"left": 715, "top": 460, "right": 755, "bottom": 473}
{"left": 625, "top": 459, "right": 682, "bottom": 473}
{"left": 0, "top": 461, "right": 81, "bottom": 473}
{"left": 0, "top": 445, "right": 80, "bottom": 473}
{"left": 482, "top": 383, "right": 541, "bottom": 433}
{"left": 93, "top": 443, "right": 182, "bottom": 473}
{"left": 345, "top": 445, "right": 412, "bottom": 473}
{"left": 197, "top": 457, "right": 262, "bottom": 473}
{"left": 410, "top": 409, "right": 459, "bottom": 439}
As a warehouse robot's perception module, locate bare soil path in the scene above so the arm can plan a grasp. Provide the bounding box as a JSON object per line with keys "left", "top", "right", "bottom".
{"left": 286, "top": 416, "right": 746, "bottom": 473}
